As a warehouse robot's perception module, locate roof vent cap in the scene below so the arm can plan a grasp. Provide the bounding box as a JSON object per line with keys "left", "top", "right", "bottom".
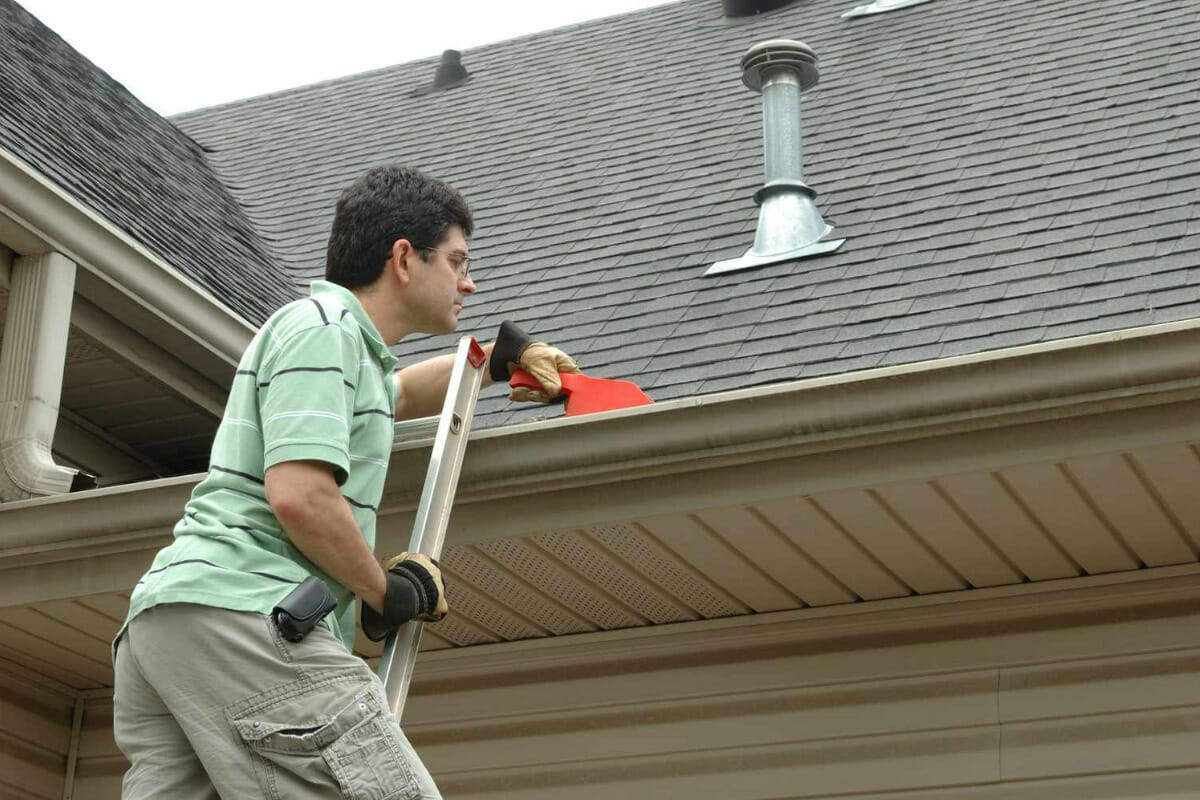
{"left": 433, "top": 49, "right": 470, "bottom": 89}
{"left": 412, "top": 49, "right": 471, "bottom": 97}
{"left": 842, "top": 0, "right": 934, "bottom": 19}
{"left": 723, "top": 0, "right": 795, "bottom": 16}
{"left": 706, "top": 39, "right": 843, "bottom": 278}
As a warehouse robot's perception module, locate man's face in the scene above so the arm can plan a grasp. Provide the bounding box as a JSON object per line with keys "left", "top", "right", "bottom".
{"left": 406, "top": 224, "right": 476, "bottom": 335}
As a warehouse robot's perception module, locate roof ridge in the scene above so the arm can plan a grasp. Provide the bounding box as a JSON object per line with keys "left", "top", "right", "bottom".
{"left": 170, "top": 0, "right": 693, "bottom": 121}
{"left": 0, "top": 0, "right": 298, "bottom": 322}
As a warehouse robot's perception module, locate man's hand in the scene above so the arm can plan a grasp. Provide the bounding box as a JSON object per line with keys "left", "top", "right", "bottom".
{"left": 489, "top": 320, "right": 580, "bottom": 403}
{"left": 361, "top": 552, "right": 449, "bottom": 641}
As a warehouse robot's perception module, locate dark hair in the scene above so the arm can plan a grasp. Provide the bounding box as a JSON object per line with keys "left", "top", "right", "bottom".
{"left": 325, "top": 165, "right": 474, "bottom": 288}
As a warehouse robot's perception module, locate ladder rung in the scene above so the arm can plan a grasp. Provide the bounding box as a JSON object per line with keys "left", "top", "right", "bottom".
{"left": 378, "top": 336, "right": 488, "bottom": 719}
{"left": 392, "top": 415, "right": 441, "bottom": 442}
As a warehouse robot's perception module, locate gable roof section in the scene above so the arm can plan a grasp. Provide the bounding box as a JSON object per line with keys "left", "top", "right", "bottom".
{"left": 0, "top": 0, "right": 296, "bottom": 324}
{"left": 180, "top": 0, "right": 1200, "bottom": 427}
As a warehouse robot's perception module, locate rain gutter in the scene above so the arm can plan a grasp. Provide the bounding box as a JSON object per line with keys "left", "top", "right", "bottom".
{"left": 5, "top": 315, "right": 1200, "bottom": 557}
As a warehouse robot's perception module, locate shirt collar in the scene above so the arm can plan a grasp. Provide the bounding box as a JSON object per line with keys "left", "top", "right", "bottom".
{"left": 309, "top": 281, "right": 398, "bottom": 372}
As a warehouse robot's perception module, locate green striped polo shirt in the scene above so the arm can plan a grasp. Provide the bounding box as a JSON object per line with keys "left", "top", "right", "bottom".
{"left": 124, "top": 281, "right": 398, "bottom": 652}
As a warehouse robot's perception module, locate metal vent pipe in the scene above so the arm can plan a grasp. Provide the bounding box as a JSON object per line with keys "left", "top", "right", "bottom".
{"left": 706, "top": 39, "right": 843, "bottom": 277}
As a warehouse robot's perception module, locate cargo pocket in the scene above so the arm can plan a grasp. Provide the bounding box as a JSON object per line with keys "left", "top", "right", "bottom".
{"left": 229, "top": 678, "right": 418, "bottom": 800}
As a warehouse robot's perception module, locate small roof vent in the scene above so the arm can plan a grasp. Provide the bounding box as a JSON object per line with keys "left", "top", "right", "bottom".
{"left": 842, "top": 0, "right": 934, "bottom": 19}
{"left": 433, "top": 50, "right": 469, "bottom": 89}
{"left": 414, "top": 50, "right": 471, "bottom": 96}
{"left": 723, "top": 0, "right": 796, "bottom": 16}
{"left": 706, "top": 39, "right": 843, "bottom": 278}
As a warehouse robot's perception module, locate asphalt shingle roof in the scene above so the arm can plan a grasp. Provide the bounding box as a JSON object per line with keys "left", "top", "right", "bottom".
{"left": 25, "top": 0, "right": 1200, "bottom": 426}
{"left": 0, "top": 0, "right": 296, "bottom": 324}
{"left": 172, "top": 0, "right": 1200, "bottom": 426}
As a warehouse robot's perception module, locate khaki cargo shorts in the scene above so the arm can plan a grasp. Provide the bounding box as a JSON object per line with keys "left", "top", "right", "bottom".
{"left": 113, "top": 603, "right": 439, "bottom": 800}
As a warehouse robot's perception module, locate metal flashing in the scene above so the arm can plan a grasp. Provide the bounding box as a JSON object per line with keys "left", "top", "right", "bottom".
{"left": 842, "top": 0, "right": 935, "bottom": 20}
{"left": 723, "top": 0, "right": 795, "bottom": 17}
{"left": 705, "top": 237, "right": 844, "bottom": 277}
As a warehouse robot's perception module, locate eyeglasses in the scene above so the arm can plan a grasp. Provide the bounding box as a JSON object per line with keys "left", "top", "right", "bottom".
{"left": 417, "top": 247, "right": 472, "bottom": 280}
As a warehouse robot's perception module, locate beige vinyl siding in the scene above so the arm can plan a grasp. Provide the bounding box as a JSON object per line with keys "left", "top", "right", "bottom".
{"left": 55, "top": 578, "right": 1200, "bottom": 799}
{"left": 71, "top": 697, "right": 122, "bottom": 800}
{"left": 405, "top": 608, "right": 1200, "bottom": 799}
{"left": 0, "top": 664, "right": 74, "bottom": 800}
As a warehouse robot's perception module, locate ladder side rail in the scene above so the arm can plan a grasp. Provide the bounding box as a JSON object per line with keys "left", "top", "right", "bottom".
{"left": 377, "top": 336, "right": 488, "bottom": 718}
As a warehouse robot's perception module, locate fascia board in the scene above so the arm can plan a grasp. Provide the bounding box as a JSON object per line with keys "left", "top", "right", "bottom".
{"left": 0, "top": 144, "right": 254, "bottom": 368}
{"left": 385, "top": 315, "right": 1200, "bottom": 505}
{"left": 5, "top": 315, "right": 1200, "bottom": 565}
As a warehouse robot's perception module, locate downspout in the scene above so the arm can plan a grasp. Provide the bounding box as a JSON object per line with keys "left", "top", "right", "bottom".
{"left": 0, "top": 245, "right": 11, "bottom": 287}
{"left": 59, "top": 688, "right": 107, "bottom": 800}
{"left": 61, "top": 695, "right": 85, "bottom": 800}
{"left": 0, "top": 252, "right": 77, "bottom": 500}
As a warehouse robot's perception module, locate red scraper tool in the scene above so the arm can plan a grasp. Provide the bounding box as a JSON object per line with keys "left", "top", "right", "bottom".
{"left": 509, "top": 369, "right": 653, "bottom": 416}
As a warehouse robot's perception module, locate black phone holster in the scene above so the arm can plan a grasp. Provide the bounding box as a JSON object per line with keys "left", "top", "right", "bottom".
{"left": 272, "top": 576, "right": 338, "bottom": 642}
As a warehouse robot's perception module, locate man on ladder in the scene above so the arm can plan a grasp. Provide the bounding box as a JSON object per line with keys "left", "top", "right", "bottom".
{"left": 111, "top": 164, "right": 579, "bottom": 799}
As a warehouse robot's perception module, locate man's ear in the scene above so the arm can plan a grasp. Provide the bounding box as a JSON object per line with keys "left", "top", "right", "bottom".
{"left": 389, "top": 239, "right": 414, "bottom": 285}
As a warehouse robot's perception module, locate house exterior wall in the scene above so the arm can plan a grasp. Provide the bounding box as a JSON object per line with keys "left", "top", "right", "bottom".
{"left": 0, "top": 663, "right": 75, "bottom": 799}
{"left": 43, "top": 570, "right": 1200, "bottom": 799}
{"left": 70, "top": 697, "right": 119, "bottom": 799}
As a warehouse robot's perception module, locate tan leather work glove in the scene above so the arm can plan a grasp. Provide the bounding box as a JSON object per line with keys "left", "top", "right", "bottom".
{"left": 383, "top": 552, "right": 448, "bottom": 622}
{"left": 489, "top": 320, "right": 581, "bottom": 403}
{"left": 511, "top": 342, "right": 580, "bottom": 403}
{"left": 361, "top": 552, "right": 449, "bottom": 641}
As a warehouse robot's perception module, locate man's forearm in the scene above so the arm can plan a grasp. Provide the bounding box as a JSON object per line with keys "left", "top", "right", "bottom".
{"left": 265, "top": 462, "right": 387, "bottom": 612}
{"left": 395, "top": 341, "right": 496, "bottom": 420}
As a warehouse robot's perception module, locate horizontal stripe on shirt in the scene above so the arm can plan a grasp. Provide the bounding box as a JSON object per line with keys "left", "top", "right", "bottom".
{"left": 344, "top": 495, "right": 378, "bottom": 513}
{"left": 210, "top": 465, "right": 265, "bottom": 484}
{"left": 353, "top": 408, "right": 392, "bottom": 418}
{"left": 257, "top": 366, "right": 355, "bottom": 391}
{"left": 265, "top": 409, "right": 347, "bottom": 425}
{"left": 139, "top": 557, "right": 299, "bottom": 585}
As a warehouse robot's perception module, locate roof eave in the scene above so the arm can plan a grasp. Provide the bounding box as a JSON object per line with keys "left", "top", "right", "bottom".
{"left": 378, "top": 315, "right": 1200, "bottom": 541}
{"left": 0, "top": 144, "right": 256, "bottom": 377}
{"left": 5, "top": 314, "right": 1200, "bottom": 586}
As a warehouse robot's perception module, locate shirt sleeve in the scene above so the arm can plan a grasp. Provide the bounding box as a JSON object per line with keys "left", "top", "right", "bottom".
{"left": 259, "top": 324, "right": 359, "bottom": 485}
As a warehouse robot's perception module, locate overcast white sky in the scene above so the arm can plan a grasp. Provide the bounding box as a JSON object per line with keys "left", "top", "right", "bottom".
{"left": 19, "top": 0, "right": 678, "bottom": 116}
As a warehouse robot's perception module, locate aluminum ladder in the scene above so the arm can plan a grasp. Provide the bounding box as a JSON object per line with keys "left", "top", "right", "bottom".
{"left": 376, "top": 335, "right": 488, "bottom": 719}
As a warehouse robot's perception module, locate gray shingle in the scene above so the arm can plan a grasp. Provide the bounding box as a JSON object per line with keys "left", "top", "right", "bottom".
{"left": 10, "top": 0, "right": 1184, "bottom": 429}
{"left": 0, "top": 1, "right": 295, "bottom": 323}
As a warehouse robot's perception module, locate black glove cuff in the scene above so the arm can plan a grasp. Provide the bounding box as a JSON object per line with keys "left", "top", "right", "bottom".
{"left": 361, "top": 570, "right": 422, "bottom": 642}
{"left": 392, "top": 561, "right": 441, "bottom": 616}
{"left": 489, "top": 320, "right": 533, "bottom": 382}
